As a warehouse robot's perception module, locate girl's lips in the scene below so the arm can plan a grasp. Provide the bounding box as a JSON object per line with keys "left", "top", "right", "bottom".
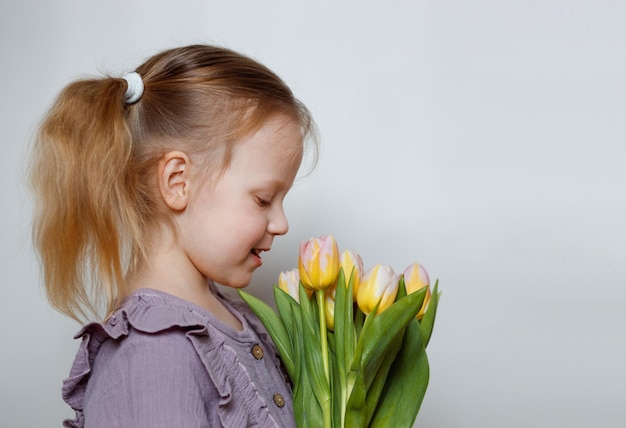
{"left": 250, "top": 249, "right": 266, "bottom": 267}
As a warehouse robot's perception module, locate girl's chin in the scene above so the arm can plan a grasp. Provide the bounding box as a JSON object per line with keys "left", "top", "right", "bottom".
{"left": 215, "top": 276, "right": 253, "bottom": 289}
{"left": 228, "top": 282, "right": 251, "bottom": 289}
{"left": 206, "top": 266, "right": 257, "bottom": 289}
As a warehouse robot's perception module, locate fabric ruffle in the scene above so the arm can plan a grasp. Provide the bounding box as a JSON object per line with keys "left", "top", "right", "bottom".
{"left": 216, "top": 287, "right": 292, "bottom": 387}
{"left": 62, "top": 286, "right": 293, "bottom": 427}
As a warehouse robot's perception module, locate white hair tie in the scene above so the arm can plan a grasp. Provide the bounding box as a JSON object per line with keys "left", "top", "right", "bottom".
{"left": 122, "top": 72, "right": 144, "bottom": 104}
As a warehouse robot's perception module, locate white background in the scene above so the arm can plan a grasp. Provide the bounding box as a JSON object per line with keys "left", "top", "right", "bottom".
{"left": 1, "top": 1, "right": 625, "bottom": 427}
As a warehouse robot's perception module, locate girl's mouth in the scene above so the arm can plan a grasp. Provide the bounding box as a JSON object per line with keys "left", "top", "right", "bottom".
{"left": 250, "top": 249, "right": 264, "bottom": 266}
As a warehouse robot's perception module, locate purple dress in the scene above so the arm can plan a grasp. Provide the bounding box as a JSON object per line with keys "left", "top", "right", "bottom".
{"left": 62, "top": 286, "right": 295, "bottom": 427}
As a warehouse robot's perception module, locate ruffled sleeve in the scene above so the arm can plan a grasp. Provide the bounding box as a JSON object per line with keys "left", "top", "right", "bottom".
{"left": 62, "top": 323, "right": 114, "bottom": 427}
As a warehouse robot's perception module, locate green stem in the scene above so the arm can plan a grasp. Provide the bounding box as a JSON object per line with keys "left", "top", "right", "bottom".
{"left": 340, "top": 383, "right": 347, "bottom": 428}
{"left": 316, "top": 290, "right": 330, "bottom": 382}
{"left": 316, "top": 290, "right": 331, "bottom": 428}
{"left": 342, "top": 373, "right": 356, "bottom": 428}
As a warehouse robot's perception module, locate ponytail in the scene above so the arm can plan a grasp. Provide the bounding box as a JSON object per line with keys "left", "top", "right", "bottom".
{"left": 31, "top": 77, "right": 140, "bottom": 321}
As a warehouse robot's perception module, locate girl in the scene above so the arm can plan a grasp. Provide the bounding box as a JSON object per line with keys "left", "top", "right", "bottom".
{"left": 30, "top": 45, "right": 316, "bottom": 427}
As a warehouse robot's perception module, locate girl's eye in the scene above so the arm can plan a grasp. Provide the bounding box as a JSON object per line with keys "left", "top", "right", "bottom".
{"left": 256, "top": 197, "right": 271, "bottom": 207}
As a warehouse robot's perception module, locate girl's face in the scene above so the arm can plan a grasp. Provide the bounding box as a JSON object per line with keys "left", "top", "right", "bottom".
{"left": 176, "top": 115, "right": 303, "bottom": 289}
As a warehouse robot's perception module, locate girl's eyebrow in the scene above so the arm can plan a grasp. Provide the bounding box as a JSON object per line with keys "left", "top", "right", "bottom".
{"left": 254, "top": 175, "right": 293, "bottom": 187}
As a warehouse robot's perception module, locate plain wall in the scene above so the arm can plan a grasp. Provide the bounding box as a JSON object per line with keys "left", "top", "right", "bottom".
{"left": 1, "top": 1, "right": 625, "bottom": 427}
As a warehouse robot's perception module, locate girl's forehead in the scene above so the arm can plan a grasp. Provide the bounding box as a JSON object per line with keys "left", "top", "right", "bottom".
{"left": 236, "top": 116, "right": 303, "bottom": 157}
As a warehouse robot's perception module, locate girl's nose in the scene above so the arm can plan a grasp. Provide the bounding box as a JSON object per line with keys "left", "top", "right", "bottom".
{"left": 268, "top": 207, "right": 289, "bottom": 236}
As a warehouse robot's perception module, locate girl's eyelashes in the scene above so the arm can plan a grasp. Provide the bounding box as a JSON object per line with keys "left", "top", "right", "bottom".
{"left": 255, "top": 196, "right": 272, "bottom": 207}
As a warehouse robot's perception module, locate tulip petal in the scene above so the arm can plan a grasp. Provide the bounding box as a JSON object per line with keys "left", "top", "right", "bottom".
{"left": 340, "top": 250, "right": 364, "bottom": 300}
{"left": 278, "top": 269, "right": 301, "bottom": 302}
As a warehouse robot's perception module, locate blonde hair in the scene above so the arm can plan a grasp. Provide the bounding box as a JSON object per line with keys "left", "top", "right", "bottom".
{"left": 30, "top": 45, "right": 316, "bottom": 322}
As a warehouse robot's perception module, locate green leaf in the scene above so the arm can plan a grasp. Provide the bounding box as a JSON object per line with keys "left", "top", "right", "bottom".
{"left": 396, "top": 275, "right": 408, "bottom": 300}
{"left": 362, "top": 329, "right": 405, "bottom": 426}
{"left": 333, "top": 269, "right": 349, "bottom": 373}
{"left": 238, "top": 289, "right": 294, "bottom": 378}
{"left": 355, "top": 287, "right": 426, "bottom": 387}
{"left": 354, "top": 306, "right": 365, "bottom": 341}
{"left": 370, "top": 318, "right": 430, "bottom": 427}
{"left": 327, "top": 330, "right": 337, "bottom": 355}
{"left": 346, "top": 287, "right": 426, "bottom": 427}
{"left": 290, "top": 296, "right": 323, "bottom": 427}
{"left": 290, "top": 304, "right": 303, "bottom": 386}
{"left": 419, "top": 279, "right": 441, "bottom": 348}
{"left": 298, "top": 283, "right": 331, "bottom": 410}
{"left": 334, "top": 268, "right": 356, "bottom": 427}
{"left": 345, "top": 369, "right": 367, "bottom": 428}
{"left": 327, "top": 332, "right": 342, "bottom": 427}
{"left": 358, "top": 276, "right": 412, "bottom": 424}
{"left": 274, "top": 286, "right": 298, "bottom": 364}
{"left": 358, "top": 277, "right": 413, "bottom": 426}
{"left": 334, "top": 267, "right": 348, "bottom": 372}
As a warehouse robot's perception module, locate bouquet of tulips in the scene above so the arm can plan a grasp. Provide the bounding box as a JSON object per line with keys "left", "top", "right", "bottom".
{"left": 239, "top": 235, "right": 440, "bottom": 428}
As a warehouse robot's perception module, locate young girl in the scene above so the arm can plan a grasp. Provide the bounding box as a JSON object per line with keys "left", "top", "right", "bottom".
{"left": 30, "top": 45, "right": 315, "bottom": 427}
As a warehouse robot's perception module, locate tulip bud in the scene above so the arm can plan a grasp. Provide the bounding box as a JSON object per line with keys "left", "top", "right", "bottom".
{"left": 356, "top": 264, "right": 399, "bottom": 315}
{"left": 339, "top": 249, "right": 364, "bottom": 300}
{"left": 403, "top": 263, "right": 431, "bottom": 320}
{"left": 278, "top": 269, "right": 303, "bottom": 302}
{"left": 298, "top": 234, "right": 340, "bottom": 291}
{"left": 324, "top": 287, "right": 336, "bottom": 331}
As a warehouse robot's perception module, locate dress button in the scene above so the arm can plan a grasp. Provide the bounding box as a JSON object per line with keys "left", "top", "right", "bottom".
{"left": 251, "top": 344, "right": 264, "bottom": 360}
{"left": 273, "top": 393, "right": 285, "bottom": 408}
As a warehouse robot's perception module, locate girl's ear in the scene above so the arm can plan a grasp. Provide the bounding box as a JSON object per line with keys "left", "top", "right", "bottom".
{"left": 158, "top": 151, "right": 191, "bottom": 211}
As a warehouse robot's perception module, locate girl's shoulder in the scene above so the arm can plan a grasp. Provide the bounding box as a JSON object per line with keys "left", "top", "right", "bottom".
{"left": 62, "top": 289, "right": 216, "bottom": 427}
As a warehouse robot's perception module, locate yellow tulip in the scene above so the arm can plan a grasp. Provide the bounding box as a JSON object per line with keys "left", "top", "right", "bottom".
{"left": 325, "top": 248, "right": 363, "bottom": 330}
{"left": 298, "top": 234, "right": 340, "bottom": 291}
{"left": 339, "top": 249, "right": 364, "bottom": 300}
{"left": 356, "top": 264, "right": 399, "bottom": 315}
{"left": 402, "top": 263, "right": 431, "bottom": 320}
{"left": 278, "top": 269, "right": 306, "bottom": 302}
{"left": 324, "top": 287, "right": 336, "bottom": 331}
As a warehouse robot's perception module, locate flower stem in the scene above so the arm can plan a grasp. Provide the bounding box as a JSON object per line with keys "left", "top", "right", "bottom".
{"left": 316, "top": 290, "right": 331, "bottom": 427}
{"left": 340, "top": 385, "right": 347, "bottom": 428}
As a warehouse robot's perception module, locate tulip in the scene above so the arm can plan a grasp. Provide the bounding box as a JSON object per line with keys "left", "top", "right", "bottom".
{"left": 324, "top": 287, "right": 336, "bottom": 331}
{"left": 403, "top": 263, "right": 431, "bottom": 320}
{"left": 278, "top": 269, "right": 306, "bottom": 302}
{"left": 298, "top": 234, "right": 340, "bottom": 291}
{"left": 338, "top": 249, "right": 364, "bottom": 300}
{"left": 298, "top": 234, "right": 340, "bottom": 409}
{"left": 356, "top": 264, "right": 399, "bottom": 315}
